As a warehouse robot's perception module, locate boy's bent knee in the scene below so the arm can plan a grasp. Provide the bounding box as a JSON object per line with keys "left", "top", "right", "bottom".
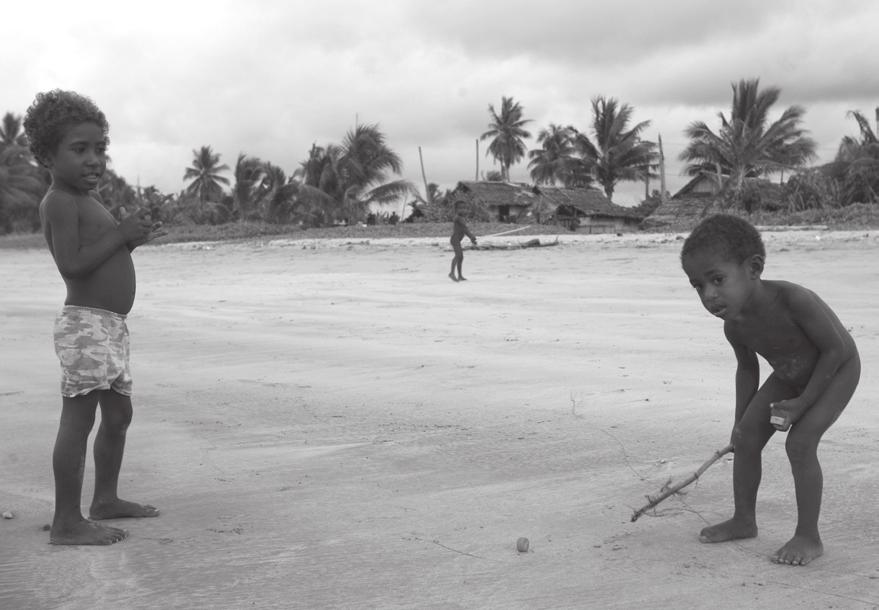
{"left": 731, "top": 424, "right": 771, "bottom": 454}
{"left": 785, "top": 434, "right": 818, "bottom": 465}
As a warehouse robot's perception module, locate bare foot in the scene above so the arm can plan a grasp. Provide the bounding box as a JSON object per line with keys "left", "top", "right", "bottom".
{"left": 90, "top": 499, "right": 160, "bottom": 520}
{"left": 772, "top": 535, "right": 823, "bottom": 566}
{"left": 50, "top": 518, "right": 128, "bottom": 545}
{"left": 448, "top": 273, "right": 459, "bottom": 282}
{"left": 458, "top": 276, "right": 467, "bottom": 281}
{"left": 699, "top": 518, "right": 758, "bottom": 543}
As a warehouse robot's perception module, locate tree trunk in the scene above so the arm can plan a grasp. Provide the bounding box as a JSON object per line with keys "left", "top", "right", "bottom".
{"left": 659, "top": 134, "right": 667, "bottom": 204}
{"left": 475, "top": 139, "right": 479, "bottom": 181}
{"left": 418, "top": 146, "right": 431, "bottom": 205}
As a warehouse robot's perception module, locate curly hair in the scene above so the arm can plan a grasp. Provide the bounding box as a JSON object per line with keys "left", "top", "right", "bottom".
{"left": 23, "top": 90, "right": 109, "bottom": 168}
{"left": 681, "top": 214, "right": 766, "bottom": 264}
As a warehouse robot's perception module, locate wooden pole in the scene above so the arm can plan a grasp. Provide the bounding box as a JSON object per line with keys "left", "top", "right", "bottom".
{"left": 418, "top": 146, "right": 431, "bottom": 205}
{"left": 475, "top": 139, "right": 479, "bottom": 181}
{"left": 658, "top": 134, "right": 667, "bottom": 204}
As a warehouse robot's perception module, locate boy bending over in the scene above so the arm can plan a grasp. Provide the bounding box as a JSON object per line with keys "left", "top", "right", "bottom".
{"left": 680, "top": 214, "right": 859, "bottom": 565}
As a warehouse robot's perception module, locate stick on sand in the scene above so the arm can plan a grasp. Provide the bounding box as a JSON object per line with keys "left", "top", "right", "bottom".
{"left": 631, "top": 443, "right": 733, "bottom": 522}
{"left": 480, "top": 225, "right": 532, "bottom": 239}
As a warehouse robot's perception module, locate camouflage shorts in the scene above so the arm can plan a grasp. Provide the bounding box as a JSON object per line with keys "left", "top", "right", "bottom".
{"left": 53, "top": 305, "right": 133, "bottom": 398}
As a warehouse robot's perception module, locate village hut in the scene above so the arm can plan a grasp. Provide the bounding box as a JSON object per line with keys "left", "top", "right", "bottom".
{"left": 535, "top": 185, "right": 643, "bottom": 233}
{"left": 642, "top": 174, "right": 787, "bottom": 230}
{"left": 447, "top": 181, "right": 643, "bottom": 233}
{"left": 447, "top": 181, "right": 538, "bottom": 222}
{"left": 640, "top": 174, "right": 722, "bottom": 230}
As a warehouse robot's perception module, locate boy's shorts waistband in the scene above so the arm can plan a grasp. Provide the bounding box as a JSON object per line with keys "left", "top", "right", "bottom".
{"left": 60, "top": 305, "right": 127, "bottom": 320}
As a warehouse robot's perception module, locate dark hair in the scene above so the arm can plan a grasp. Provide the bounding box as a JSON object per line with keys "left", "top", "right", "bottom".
{"left": 681, "top": 214, "right": 765, "bottom": 264}
{"left": 23, "top": 90, "right": 109, "bottom": 167}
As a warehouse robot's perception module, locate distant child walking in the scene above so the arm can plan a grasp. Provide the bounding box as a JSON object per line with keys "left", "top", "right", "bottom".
{"left": 449, "top": 200, "right": 477, "bottom": 281}
{"left": 24, "top": 90, "right": 165, "bottom": 545}
{"left": 680, "top": 214, "right": 860, "bottom": 566}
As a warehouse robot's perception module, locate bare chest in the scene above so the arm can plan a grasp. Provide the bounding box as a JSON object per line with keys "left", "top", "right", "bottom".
{"left": 733, "top": 314, "right": 817, "bottom": 385}
{"left": 76, "top": 198, "right": 118, "bottom": 242}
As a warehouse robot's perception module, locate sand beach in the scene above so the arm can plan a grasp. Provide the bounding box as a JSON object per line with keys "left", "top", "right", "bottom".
{"left": 1, "top": 229, "right": 878, "bottom": 609}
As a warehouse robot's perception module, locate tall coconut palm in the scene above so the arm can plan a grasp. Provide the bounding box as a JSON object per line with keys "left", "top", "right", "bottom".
{"left": 528, "top": 123, "right": 594, "bottom": 187}
{"left": 480, "top": 96, "right": 532, "bottom": 181}
{"left": 183, "top": 145, "right": 230, "bottom": 204}
{"left": 232, "top": 153, "right": 271, "bottom": 219}
{"left": 575, "top": 96, "right": 657, "bottom": 200}
{"left": 291, "top": 124, "right": 415, "bottom": 225}
{"left": 679, "top": 78, "right": 816, "bottom": 208}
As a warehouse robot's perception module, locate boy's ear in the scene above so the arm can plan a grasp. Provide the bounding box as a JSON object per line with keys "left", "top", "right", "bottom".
{"left": 747, "top": 254, "right": 765, "bottom": 277}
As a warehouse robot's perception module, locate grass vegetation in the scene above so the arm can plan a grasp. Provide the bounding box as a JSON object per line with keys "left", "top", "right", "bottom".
{"left": 3, "top": 204, "right": 878, "bottom": 251}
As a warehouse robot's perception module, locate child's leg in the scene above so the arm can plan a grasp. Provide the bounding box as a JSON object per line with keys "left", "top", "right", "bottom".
{"left": 449, "top": 244, "right": 462, "bottom": 281}
{"left": 700, "top": 374, "right": 795, "bottom": 543}
{"left": 51, "top": 393, "right": 127, "bottom": 545}
{"left": 457, "top": 250, "right": 466, "bottom": 280}
{"left": 89, "top": 389, "right": 159, "bottom": 520}
{"left": 773, "top": 355, "right": 860, "bottom": 566}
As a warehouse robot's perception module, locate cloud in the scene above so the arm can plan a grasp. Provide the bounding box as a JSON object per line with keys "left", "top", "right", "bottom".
{"left": 403, "top": 0, "right": 797, "bottom": 64}
{"left": 5, "top": 0, "right": 878, "bottom": 205}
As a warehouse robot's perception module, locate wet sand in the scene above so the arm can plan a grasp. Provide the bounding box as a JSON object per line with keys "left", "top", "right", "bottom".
{"left": 2, "top": 230, "right": 878, "bottom": 609}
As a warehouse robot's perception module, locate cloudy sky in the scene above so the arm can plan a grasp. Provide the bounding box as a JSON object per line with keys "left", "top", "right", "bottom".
{"left": 5, "top": 0, "right": 878, "bottom": 205}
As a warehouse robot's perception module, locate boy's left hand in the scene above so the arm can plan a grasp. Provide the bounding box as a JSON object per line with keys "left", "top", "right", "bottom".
{"left": 129, "top": 222, "right": 168, "bottom": 249}
{"left": 769, "top": 397, "right": 808, "bottom": 431}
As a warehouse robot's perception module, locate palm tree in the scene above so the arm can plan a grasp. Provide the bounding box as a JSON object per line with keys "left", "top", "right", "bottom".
{"left": 291, "top": 124, "right": 415, "bottom": 225}
{"left": 481, "top": 96, "right": 532, "bottom": 181}
{"left": 0, "top": 145, "right": 43, "bottom": 233}
{"left": 575, "top": 96, "right": 657, "bottom": 200}
{"left": 263, "top": 165, "right": 311, "bottom": 224}
{"left": 833, "top": 109, "right": 879, "bottom": 204}
{"left": 183, "top": 145, "right": 230, "bottom": 204}
{"left": 232, "top": 153, "right": 270, "bottom": 219}
{"left": 98, "top": 167, "right": 138, "bottom": 217}
{"left": 290, "top": 144, "right": 340, "bottom": 226}
{"left": 528, "top": 124, "right": 594, "bottom": 187}
{"left": 336, "top": 123, "right": 412, "bottom": 216}
{"left": 0, "top": 112, "right": 27, "bottom": 149}
{"left": 679, "top": 78, "right": 816, "bottom": 209}
{"left": 139, "top": 185, "right": 175, "bottom": 222}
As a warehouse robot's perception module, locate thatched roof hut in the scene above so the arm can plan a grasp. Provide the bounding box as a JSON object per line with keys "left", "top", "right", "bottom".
{"left": 537, "top": 185, "right": 642, "bottom": 219}
{"left": 642, "top": 174, "right": 787, "bottom": 230}
{"left": 448, "top": 181, "right": 643, "bottom": 232}
{"left": 448, "top": 181, "right": 538, "bottom": 222}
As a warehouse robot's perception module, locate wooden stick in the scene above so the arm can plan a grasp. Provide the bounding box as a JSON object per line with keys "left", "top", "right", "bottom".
{"left": 481, "top": 225, "right": 532, "bottom": 239}
{"left": 631, "top": 443, "right": 733, "bottom": 522}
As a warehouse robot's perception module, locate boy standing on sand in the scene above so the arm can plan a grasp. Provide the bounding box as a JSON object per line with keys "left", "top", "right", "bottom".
{"left": 449, "top": 200, "right": 477, "bottom": 282}
{"left": 680, "top": 214, "right": 860, "bottom": 566}
{"left": 24, "top": 90, "right": 165, "bottom": 545}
